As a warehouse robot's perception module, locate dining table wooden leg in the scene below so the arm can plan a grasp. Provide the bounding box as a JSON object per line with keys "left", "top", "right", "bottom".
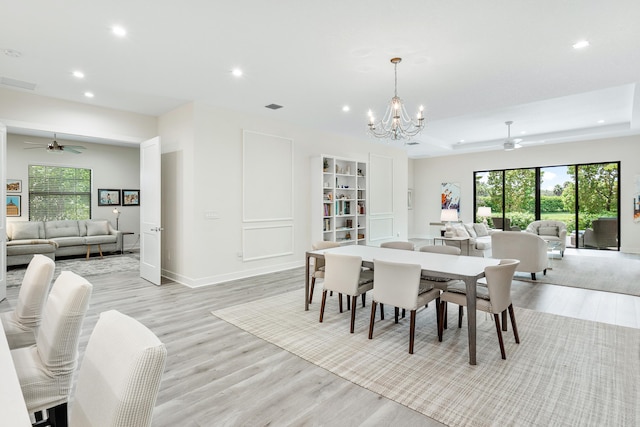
{"left": 465, "top": 277, "right": 477, "bottom": 365}
{"left": 305, "top": 254, "right": 311, "bottom": 311}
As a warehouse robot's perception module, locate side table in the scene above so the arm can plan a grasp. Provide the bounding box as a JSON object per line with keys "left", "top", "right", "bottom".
{"left": 434, "top": 236, "right": 470, "bottom": 255}
{"left": 121, "top": 231, "right": 135, "bottom": 254}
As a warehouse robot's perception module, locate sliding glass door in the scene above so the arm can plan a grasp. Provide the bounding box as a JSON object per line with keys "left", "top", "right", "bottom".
{"left": 474, "top": 162, "right": 619, "bottom": 251}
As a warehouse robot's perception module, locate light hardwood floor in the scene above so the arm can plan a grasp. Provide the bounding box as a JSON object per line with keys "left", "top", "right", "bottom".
{"left": 1, "top": 250, "right": 638, "bottom": 426}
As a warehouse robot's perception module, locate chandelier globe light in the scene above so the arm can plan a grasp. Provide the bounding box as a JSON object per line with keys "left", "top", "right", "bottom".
{"left": 367, "top": 57, "right": 425, "bottom": 141}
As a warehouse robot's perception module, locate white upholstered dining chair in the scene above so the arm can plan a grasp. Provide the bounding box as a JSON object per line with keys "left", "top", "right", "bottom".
{"left": 308, "top": 241, "right": 340, "bottom": 304}
{"left": 419, "top": 244, "right": 463, "bottom": 329}
{"left": 439, "top": 259, "right": 520, "bottom": 359}
{"left": 69, "top": 310, "right": 167, "bottom": 427}
{"left": 319, "top": 253, "right": 374, "bottom": 333}
{"left": 368, "top": 259, "right": 441, "bottom": 353}
{"left": 380, "top": 241, "right": 415, "bottom": 251}
{"left": 1, "top": 254, "right": 55, "bottom": 349}
{"left": 11, "top": 271, "right": 93, "bottom": 425}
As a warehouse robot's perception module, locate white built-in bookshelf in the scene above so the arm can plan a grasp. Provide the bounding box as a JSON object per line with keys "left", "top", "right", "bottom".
{"left": 312, "top": 155, "right": 367, "bottom": 245}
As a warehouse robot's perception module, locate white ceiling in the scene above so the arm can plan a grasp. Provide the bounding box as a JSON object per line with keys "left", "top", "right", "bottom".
{"left": 2, "top": 1, "right": 640, "bottom": 157}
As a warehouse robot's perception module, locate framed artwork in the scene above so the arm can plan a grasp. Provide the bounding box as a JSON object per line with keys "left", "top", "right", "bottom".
{"left": 6, "top": 179, "right": 22, "bottom": 193}
{"left": 98, "top": 189, "right": 121, "bottom": 206}
{"left": 441, "top": 182, "right": 460, "bottom": 212}
{"left": 122, "top": 189, "right": 140, "bottom": 206}
{"left": 634, "top": 175, "right": 640, "bottom": 223}
{"left": 7, "top": 195, "right": 21, "bottom": 217}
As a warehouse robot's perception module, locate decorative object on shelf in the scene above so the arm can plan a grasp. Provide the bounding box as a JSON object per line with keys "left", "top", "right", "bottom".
{"left": 112, "top": 208, "right": 121, "bottom": 230}
{"left": 122, "top": 189, "right": 140, "bottom": 206}
{"left": 441, "top": 209, "right": 459, "bottom": 238}
{"left": 98, "top": 189, "right": 121, "bottom": 206}
{"left": 477, "top": 206, "right": 492, "bottom": 226}
{"left": 6, "top": 195, "right": 21, "bottom": 217}
{"left": 6, "top": 179, "right": 21, "bottom": 193}
{"left": 367, "top": 57, "right": 425, "bottom": 141}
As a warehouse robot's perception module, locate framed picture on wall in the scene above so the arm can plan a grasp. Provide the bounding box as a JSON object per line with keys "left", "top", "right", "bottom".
{"left": 122, "top": 189, "right": 140, "bottom": 206}
{"left": 7, "top": 195, "right": 21, "bottom": 216}
{"left": 6, "top": 179, "right": 22, "bottom": 193}
{"left": 98, "top": 189, "right": 121, "bottom": 206}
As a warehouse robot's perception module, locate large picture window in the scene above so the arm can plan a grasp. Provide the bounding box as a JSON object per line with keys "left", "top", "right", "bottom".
{"left": 474, "top": 162, "right": 619, "bottom": 250}
{"left": 29, "top": 165, "right": 92, "bottom": 221}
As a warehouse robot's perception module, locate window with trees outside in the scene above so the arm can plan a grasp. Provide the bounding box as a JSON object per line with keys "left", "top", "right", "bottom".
{"left": 28, "top": 165, "right": 92, "bottom": 221}
{"left": 474, "top": 162, "right": 619, "bottom": 250}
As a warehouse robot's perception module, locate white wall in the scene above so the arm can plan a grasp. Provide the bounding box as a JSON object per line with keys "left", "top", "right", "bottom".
{"left": 411, "top": 135, "right": 640, "bottom": 253}
{"left": 159, "top": 102, "right": 409, "bottom": 286}
{"left": 6, "top": 134, "right": 141, "bottom": 242}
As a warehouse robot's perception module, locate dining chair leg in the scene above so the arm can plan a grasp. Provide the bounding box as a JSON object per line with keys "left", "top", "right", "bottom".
{"left": 494, "top": 313, "right": 506, "bottom": 359}
{"left": 339, "top": 294, "right": 343, "bottom": 313}
{"left": 502, "top": 310, "right": 508, "bottom": 331}
{"left": 380, "top": 303, "right": 385, "bottom": 320}
{"left": 409, "top": 310, "right": 416, "bottom": 354}
{"left": 435, "top": 297, "right": 441, "bottom": 336}
{"left": 444, "top": 303, "right": 448, "bottom": 329}
{"left": 350, "top": 295, "right": 357, "bottom": 333}
{"left": 347, "top": 294, "right": 351, "bottom": 311}
{"left": 394, "top": 307, "right": 399, "bottom": 324}
{"left": 402, "top": 308, "right": 406, "bottom": 318}
{"left": 319, "top": 290, "right": 328, "bottom": 322}
{"left": 508, "top": 304, "right": 520, "bottom": 343}
{"left": 309, "top": 277, "right": 316, "bottom": 304}
{"left": 368, "top": 301, "right": 377, "bottom": 339}
{"left": 438, "top": 301, "right": 445, "bottom": 342}
{"left": 458, "top": 305, "right": 464, "bottom": 328}
{"left": 361, "top": 293, "right": 366, "bottom": 307}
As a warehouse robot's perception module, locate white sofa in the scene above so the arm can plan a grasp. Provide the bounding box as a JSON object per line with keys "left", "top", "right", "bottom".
{"left": 447, "top": 223, "right": 496, "bottom": 257}
{"left": 491, "top": 231, "right": 548, "bottom": 280}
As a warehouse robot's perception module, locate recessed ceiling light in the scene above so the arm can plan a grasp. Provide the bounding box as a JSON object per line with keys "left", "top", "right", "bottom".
{"left": 84, "top": 91, "right": 94, "bottom": 98}
{"left": 112, "top": 26, "right": 127, "bottom": 37}
{"left": 72, "top": 71, "right": 85, "bottom": 79}
{"left": 520, "top": 131, "right": 527, "bottom": 135}
{"left": 3, "top": 48, "right": 22, "bottom": 58}
{"left": 458, "top": 140, "right": 465, "bottom": 143}
{"left": 342, "top": 105, "right": 350, "bottom": 112}
{"left": 231, "top": 68, "right": 243, "bottom": 77}
{"left": 573, "top": 40, "right": 590, "bottom": 49}
{"left": 597, "top": 119, "right": 605, "bottom": 124}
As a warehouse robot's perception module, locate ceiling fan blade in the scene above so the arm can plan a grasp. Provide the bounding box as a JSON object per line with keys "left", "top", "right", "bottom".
{"left": 63, "top": 147, "right": 83, "bottom": 154}
{"left": 65, "top": 145, "right": 86, "bottom": 150}
{"left": 24, "top": 146, "right": 47, "bottom": 149}
{"left": 24, "top": 140, "right": 45, "bottom": 145}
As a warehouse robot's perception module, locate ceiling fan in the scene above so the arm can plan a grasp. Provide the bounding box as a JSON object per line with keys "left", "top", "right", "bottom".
{"left": 503, "top": 121, "right": 523, "bottom": 151}
{"left": 24, "top": 133, "right": 86, "bottom": 154}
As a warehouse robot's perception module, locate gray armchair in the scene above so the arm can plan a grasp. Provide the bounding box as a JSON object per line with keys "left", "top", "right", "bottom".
{"left": 584, "top": 218, "right": 618, "bottom": 249}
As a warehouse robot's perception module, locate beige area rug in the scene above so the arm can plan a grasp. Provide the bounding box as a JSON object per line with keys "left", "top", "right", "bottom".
{"left": 514, "top": 251, "right": 640, "bottom": 296}
{"left": 212, "top": 289, "right": 639, "bottom": 426}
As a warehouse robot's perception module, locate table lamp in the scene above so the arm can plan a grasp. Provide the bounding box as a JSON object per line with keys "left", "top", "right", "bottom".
{"left": 440, "top": 209, "right": 459, "bottom": 237}
{"left": 476, "top": 206, "right": 492, "bottom": 226}
{"left": 112, "top": 208, "right": 121, "bottom": 230}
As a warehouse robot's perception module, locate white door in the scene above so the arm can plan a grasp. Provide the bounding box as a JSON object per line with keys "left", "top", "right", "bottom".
{"left": 0, "top": 123, "right": 6, "bottom": 300}
{"left": 140, "top": 136, "right": 162, "bottom": 285}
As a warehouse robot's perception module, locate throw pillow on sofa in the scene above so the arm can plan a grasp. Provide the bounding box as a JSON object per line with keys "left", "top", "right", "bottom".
{"left": 10, "top": 222, "right": 42, "bottom": 240}
{"left": 463, "top": 223, "right": 478, "bottom": 238}
{"left": 87, "top": 220, "right": 109, "bottom": 236}
{"left": 473, "top": 223, "right": 489, "bottom": 237}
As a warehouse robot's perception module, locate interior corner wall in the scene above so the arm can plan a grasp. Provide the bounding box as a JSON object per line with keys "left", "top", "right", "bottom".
{"left": 159, "top": 102, "right": 408, "bottom": 286}
{"left": 5, "top": 134, "right": 140, "bottom": 237}
{"left": 411, "top": 135, "right": 640, "bottom": 254}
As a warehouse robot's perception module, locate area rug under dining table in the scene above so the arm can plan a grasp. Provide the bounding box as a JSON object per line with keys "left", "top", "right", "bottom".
{"left": 212, "top": 288, "right": 639, "bottom": 426}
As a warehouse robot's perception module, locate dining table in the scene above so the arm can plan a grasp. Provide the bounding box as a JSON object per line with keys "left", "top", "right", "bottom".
{"left": 305, "top": 244, "right": 500, "bottom": 365}
{"left": 0, "top": 322, "right": 33, "bottom": 426}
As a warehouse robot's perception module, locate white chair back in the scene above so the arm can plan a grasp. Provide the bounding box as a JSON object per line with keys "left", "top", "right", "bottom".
{"left": 373, "top": 259, "right": 422, "bottom": 310}
{"left": 312, "top": 241, "right": 340, "bottom": 272}
{"left": 484, "top": 259, "right": 519, "bottom": 313}
{"left": 1, "top": 255, "right": 55, "bottom": 349}
{"left": 323, "top": 253, "right": 363, "bottom": 295}
{"left": 419, "top": 245, "right": 461, "bottom": 255}
{"left": 380, "top": 241, "right": 415, "bottom": 251}
{"left": 37, "top": 271, "right": 93, "bottom": 374}
{"left": 70, "top": 310, "right": 166, "bottom": 427}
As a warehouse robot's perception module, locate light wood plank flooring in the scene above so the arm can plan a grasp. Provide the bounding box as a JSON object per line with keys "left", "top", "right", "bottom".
{"left": 1, "top": 251, "right": 638, "bottom": 426}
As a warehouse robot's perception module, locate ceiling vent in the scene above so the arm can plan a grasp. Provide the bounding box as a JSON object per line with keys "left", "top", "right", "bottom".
{"left": 1, "top": 76, "right": 37, "bottom": 90}
{"left": 265, "top": 103, "right": 283, "bottom": 110}
{"left": 406, "top": 141, "right": 420, "bottom": 146}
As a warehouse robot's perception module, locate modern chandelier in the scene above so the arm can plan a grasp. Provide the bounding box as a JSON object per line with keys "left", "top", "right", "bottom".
{"left": 367, "top": 57, "right": 425, "bottom": 141}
